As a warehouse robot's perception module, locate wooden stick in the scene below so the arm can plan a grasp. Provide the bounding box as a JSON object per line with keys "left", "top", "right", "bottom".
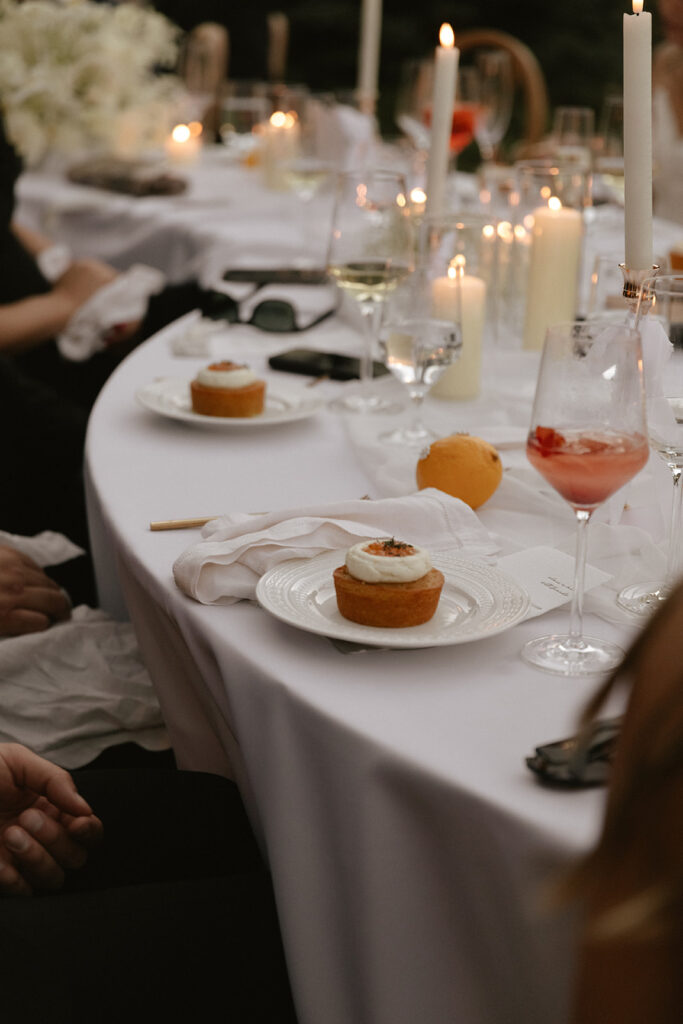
{"left": 149, "top": 516, "right": 219, "bottom": 531}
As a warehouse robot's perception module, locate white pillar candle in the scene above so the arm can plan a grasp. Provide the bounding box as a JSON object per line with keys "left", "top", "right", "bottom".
{"left": 356, "top": 0, "right": 383, "bottom": 114}
{"left": 425, "top": 24, "right": 459, "bottom": 219}
{"left": 262, "top": 110, "right": 301, "bottom": 190}
{"left": 523, "top": 198, "right": 583, "bottom": 350}
{"left": 623, "top": 0, "right": 653, "bottom": 270}
{"left": 164, "top": 123, "right": 202, "bottom": 164}
{"left": 430, "top": 255, "right": 486, "bottom": 399}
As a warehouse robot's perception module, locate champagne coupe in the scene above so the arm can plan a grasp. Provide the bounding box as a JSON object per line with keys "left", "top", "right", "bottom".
{"left": 523, "top": 320, "right": 649, "bottom": 675}
{"left": 326, "top": 168, "right": 415, "bottom": 414}
{"left": 618, "top": 275, "right": 683, "bottom": 613}
{"left": 378, "top": 268, "right": 462, "bottom": 446}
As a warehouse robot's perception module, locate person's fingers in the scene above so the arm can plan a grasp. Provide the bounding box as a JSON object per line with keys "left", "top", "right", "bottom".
{"left": 1, "top": 744, "right": 93, "bottom": 819}
{"left": 16, "top": 585, "right": 71, "bottom": 621}
{"left": 66, "top": 814, "right": 104, "bottom": 848}
{"left": 18, "top": 565, "right": 62, "bottom": 590}
{"left": 2, "top": 825, "right": 65, "bottom": 891}
{"left": 0, "top": 854, "right": 32, "bottom": 896}
{"left": 18, "top": 808, "right": 89, "bottom": 871}
{"left": 0, "top": 586, "right": 72, "bottom": 634}
{"left": 0, "top": 609, "right": 52, "bottom": 636}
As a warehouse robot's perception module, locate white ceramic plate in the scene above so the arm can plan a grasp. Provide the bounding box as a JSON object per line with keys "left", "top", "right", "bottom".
{"left": 256, "top": 549, "right": 530, "bottom": 649}
{"left": 136, "top": 377, "right": 322, "bottom": 427}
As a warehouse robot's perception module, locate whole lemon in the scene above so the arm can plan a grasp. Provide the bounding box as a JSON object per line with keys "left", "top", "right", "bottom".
{"left": 416, "top": 434, "right": 503, "bottom": 509}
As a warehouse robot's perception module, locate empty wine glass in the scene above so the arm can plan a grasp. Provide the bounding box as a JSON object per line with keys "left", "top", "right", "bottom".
{"left": 378, "top": 268, "right": 462, "bottom": 446}
{"left": 326, "top": 168, "right": 415, "bottom": 414}
{"left": 464, "top": 51, "right": 514, "bottom": 165}
{"left": 618, "top": 275, "right": 683, "bottom": 613}
{"left": 523, "top": 320, "right": 649, "bottom": 675}
{"left": 394, "top": 57, "right": 433, "bottom": 152}
{"left": 218, "top": 81, "right": 269, "bottom": 162}
{"left": 551, "top": 106, "right": 595, "bottom": 172}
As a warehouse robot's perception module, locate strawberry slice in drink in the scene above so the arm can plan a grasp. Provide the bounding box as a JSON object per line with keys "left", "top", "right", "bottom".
{"left": 527, "top": 427, "right": 649, "bottom": 509}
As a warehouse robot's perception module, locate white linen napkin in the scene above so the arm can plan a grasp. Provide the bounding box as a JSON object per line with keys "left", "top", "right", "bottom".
{"left": 57, "top": 264, "right": 166, "bottom": 361}
{"left": 173, "top": 488, "right": 499, "bottom": 605}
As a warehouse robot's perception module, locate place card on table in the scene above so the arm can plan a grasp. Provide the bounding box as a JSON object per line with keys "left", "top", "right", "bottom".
{"left": 498, "top": 546, "right": 613, "bottom": 619}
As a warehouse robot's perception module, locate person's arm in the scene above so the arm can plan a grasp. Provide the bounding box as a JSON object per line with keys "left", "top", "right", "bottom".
{"left": 0, "top": 260, "right": 118, "bottom": 353}
{"left": 0, "top": 743, "right": 102, "bottom": 896}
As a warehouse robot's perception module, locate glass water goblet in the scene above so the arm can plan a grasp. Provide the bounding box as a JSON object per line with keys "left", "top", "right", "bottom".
{"left": 523, "top": 320, "right": 649, "bottom": 675}
{"left": 378, "top": 269, "right": 462, "bottom": 446}
{"left": 618, "top": 275, "right": 683, "bottom": 614}
{"left": 326, "top": 168, "right": 415, "bottom": 414}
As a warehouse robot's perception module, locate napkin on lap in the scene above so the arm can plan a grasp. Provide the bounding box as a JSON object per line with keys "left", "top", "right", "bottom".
{"left": 173, "top": 488, "right": 499, "bottom": 605}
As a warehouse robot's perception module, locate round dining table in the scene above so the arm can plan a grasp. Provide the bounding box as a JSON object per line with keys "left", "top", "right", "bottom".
{"left": 29, "top": 144, "right": 675, "bottom": 1024}
{"left": 84, "top": 308, "right": 632, "bottom": 1024}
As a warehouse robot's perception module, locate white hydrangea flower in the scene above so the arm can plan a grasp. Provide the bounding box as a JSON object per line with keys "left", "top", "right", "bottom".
{"left": 0, "top": 0, "right": 183, "bottom": 165}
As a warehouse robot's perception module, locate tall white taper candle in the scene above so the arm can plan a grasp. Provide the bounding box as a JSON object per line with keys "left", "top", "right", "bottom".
{"left": 357, "top": 0, "right": 383, "bottom": 114}
{"left": 623, "top": 0, "right": 653, "bottom": 270}
{"left": 425, "top": 24, "right": 459, "bottom": 218}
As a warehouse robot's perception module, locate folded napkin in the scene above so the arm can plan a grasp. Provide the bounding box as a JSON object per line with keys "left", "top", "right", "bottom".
{"left": 173, "top": 489, "right": 499, "bottom": 605}
{"left": 57, "top": 264, "right": 166, "bottom": 361}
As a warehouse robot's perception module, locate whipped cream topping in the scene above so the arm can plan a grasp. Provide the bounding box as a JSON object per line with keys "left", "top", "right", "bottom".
{"left": 195, "top": 362, "right": 257, "bottom": 389}
{"left": 345, "top": 539, "right": 432, "bottom": 583}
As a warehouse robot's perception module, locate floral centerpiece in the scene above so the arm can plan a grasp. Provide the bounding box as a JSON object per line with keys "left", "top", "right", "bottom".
{"left": 0, "top": 0, "right": 183, "bottom": 166}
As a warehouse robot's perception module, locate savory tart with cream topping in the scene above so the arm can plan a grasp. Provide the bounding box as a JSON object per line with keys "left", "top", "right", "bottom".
{"left": 190, "top": 361, "right": 265, "bottom": 417}
{"left": 333, "top": 538, "right": 444, "bottom": 628}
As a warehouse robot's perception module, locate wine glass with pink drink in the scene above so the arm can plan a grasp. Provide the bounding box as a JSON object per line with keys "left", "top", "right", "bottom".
{"left": 523, "top": 320, "right": 649, "bottom": 676}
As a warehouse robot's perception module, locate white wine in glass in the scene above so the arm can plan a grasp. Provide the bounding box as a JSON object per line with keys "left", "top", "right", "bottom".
{"left": 326, "top": 169, "right": 415, "bottom": 414}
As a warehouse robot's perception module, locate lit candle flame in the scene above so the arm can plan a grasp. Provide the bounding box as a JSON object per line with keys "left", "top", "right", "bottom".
{"left": 171, "top": 124, "right": 191, "bottom": 143}
{"left": 439, "top": 23, "right": 455, "bottom": 49}
{"left": 548, "top": 196, "right": 563, "bottom": 211}
{"left": 270, "top": 111, "right": 288, "bottom": 128}
{"left": 410, "top": 186, "right": 427, "bottom": 205}
{"left": 632, "top": 0, "right": 644, "bottom": 13}
{"left": 447, "top": 254, "right": 466, "bottom": 279}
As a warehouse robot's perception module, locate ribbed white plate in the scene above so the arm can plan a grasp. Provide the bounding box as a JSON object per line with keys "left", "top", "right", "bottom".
{"left": 136, "top": 377, "right": 322, "bottom": 427}
{"left": 256, "top": 549, "right": 530, "bottom": 649}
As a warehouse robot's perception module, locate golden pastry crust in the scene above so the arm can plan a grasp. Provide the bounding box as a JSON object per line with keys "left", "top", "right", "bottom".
{"left": 333, "top": 565, "right": 444, "bottom": 628}
{"left": 190, "top": 378, "right": 265, "bottom": 417}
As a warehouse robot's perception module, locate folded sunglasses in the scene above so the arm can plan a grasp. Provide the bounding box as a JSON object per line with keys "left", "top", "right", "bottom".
{"left": 202, "top": 286, "right": 337, "bottom": 333}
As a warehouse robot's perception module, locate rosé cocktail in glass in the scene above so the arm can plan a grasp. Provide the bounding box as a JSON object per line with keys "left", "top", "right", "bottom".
{"left": 523, "top": 321, "right": 648, "bottom": 676}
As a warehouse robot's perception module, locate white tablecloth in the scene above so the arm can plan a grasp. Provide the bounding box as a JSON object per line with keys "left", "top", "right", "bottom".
{"left": 85, "top": 312, "right": 642, "bottom": 1024}
{"left": 47, "top": 150, "right": 675, "bottom": 1024}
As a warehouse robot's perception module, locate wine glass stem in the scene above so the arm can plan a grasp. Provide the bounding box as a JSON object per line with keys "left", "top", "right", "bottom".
{"left": 409, "top": 391, "right": 426, "bottom": 434}
{"left": 663, "top": 465, "right": 683, "bottom": 589}
{"left": 358, "top": 300, "right": 383, "bottom": 386}
{"left": 568, "top": 509, "right": 592, "bottom": 646}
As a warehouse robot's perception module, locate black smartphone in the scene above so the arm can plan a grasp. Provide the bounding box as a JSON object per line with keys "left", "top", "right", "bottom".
{"left": 223, "top": 268, "right": 328, "bottom": 285}
{"left": 269, "top": 347, "right": 389, "bottom": 381}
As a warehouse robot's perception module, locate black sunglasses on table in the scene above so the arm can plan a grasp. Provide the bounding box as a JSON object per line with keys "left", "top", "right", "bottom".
{"left": 201, "top": 284, "right": 337, "bottom": 333}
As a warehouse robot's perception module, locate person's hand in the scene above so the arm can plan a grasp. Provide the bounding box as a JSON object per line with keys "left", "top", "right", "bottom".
{"left": 0, "top": 743, "right": 103, "bottom": 895}
{"left": 0, "top": 546, "right": 71, "bottom": 636}
{"left": 53, "top": 258, "right": 118, "bottom": 310}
